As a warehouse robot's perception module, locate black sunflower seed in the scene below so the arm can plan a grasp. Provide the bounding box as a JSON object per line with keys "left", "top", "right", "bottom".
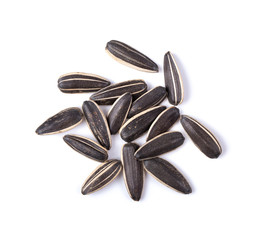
{"left": 35, "top": 107, "right": 83, "bottom": 135}
{"left": 135, "top": 131, "right": 185, "bottom": 160}
{"left": 82, "top": 100, "right": 111, "bottom": 150}
{"left": 121, "top": 143, "right": 144, "bottom": 201}
{"left": 106, "top": 40, "right": 158, "bottom": 72}
{"left": 180, "top": 115, "right": 222, "bottom": 158}
{"left": 120, "top": 106, "right": 166, "bottom": 142}
{"left": 63, "top": 134, "right": 108, "bottom": 162}
{"left": 143, "top": 157, "right": 192, "bottom": 194}
{"left": 58, "top": 72, "right": 111, "bottom": 93}
{"left": 127, "top": 86, "right": 167, "bottom": 118}
{"left": 107, "top": 92, "right": 132, "bottom": 134}
{"left": 90, "top": 79, "right": 147, "bottom": 105}
{"left": 164, "top": 51, "right": 184, "bottom": 105}
{"left": 81, "top": 160, "right": 122, "bottom": 195}
{"left": 146, "top": 107, "right": 180, "bottom": 141}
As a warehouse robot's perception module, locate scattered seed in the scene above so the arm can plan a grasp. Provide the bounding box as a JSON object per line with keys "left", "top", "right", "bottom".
{"left": 164, "top": 51, "right": 184, "bottom": 105}
{"left": 63, "top": 134, "right": 108, "bottom": 162}
{"left": 82, "top": 100, "right": 111, "bottom": 150}
{"left": 81, "top": 160, "right": 122, "bottom": 195}
{"left": 58, "top": 72, "right": 111, "bottom": 93}
{"left": 90, "top": 79, "right": 147, "bottom": 105}
{"left": 143, "top": 157, "right": 192, "bottom": 194}
{"left": 35, "top": 107, "right": 83, "bottom": 135}
{"left": 135, "top": 131, "right": 185, "bottom": 160}
{"left": 127, "top": 86, "right": 167, "bottom": 118}
{"left": 180, "top": 115, "right": 222, "bottom": 158}
{"left": 107, "top": 92, "right": 132, "bottom": 134}
{"left": 121, "top": 143, "right": 144, "bottom": 201}
{"left": 106, "top": 40, "right": 158, "bottom": 73}
{"left": 146, "top": 106, "right": 180, "bottom": 141}
{"left": 120, "top": 106, "right": 166, "bottom": 142}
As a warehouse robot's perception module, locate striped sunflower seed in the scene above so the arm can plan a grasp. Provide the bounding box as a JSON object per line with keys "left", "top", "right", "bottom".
{"left": 107, "top": 92, "right": 132, "bottom": 134}
{"left": 82, "top": 100, "right": 111, "bottom": 150}
{"left": 58, "top": 72, "right": 111, "bottom": 93}
{"left": 143, "top": 157, "right": 192, "bottom": 194}
{"left": 121, "top": 143, "right": 144, "bottom": 201}
{"left": 127, "top": 86, "right": 167, "bottom": 118}
{"left": 120, "top": 106, "right": 166, "bottom": 142}
{"left": 164, "top": 51, "right": 184, "bottom": 105}
{"left": 135, "top": 131, "right": 185, "bottom": 160}
{"left": 106, "top": 40, "right": 158, "bottom": 73}
{"left": 146, "top": 107, "right": 180, "bottom": 141}
{"left": 81, "top": 160, "right": 122, "bottom": 195}
{"left": 180, "top": 115, "right": 222, "bottom": 158}
{"left": 63, "top": 134, "right": 108, "bottom": 162}
{"left": 35, "top": 107, "right": 83, "bottom": 135}
{"left": 90, "top": 79, "right": 147, "bottom": 105}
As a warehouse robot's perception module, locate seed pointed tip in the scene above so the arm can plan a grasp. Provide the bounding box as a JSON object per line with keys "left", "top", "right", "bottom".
{"left": 81, "top": 188, "right": 88, "bottom": 195}
{"left": 35, "top": 128, "right": 41, "bottom": 135}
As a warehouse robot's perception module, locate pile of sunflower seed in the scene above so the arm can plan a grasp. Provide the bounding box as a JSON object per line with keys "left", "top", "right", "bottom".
{"left": 36, "top": 40, "right": 222, "bottom": 201}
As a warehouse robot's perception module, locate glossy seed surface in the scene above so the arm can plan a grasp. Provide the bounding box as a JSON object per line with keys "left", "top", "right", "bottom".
{"left": 81, "top": 160, "right": 122, "bottom": 195}
{"left": 180, "top": 115, "right": 222, "bottom": 158}
{"left": 128, "top": 86, "right": 167, "bottom": 118}
{"left": 144, "top": 157, "right": 192, "bottom": 194}
{"left": 106, "top": 40, "right": 159, "bottom": 73}
{"left": 120, "top": 106, "right": 166, "bottom": 142}
{"left": 135, "top": 131, "right": 185, "bottom": 160}
{"left": 146, "top": 107, "right": 180, "bottom": 141}
{"left": 121, "top": 143, "right": 144, "bottom": 201}
{"left": 82, "top": 100, "right": 111, "bottom": 150}
{"left": 35, "top": 107, "right": 83, "bottom": 135}
{"left": 58, "top": 72, "right": 111, "bottom": 93}
{"left": 63, "top": 134, "right": 108, "bottom": 162}
{"left": 90, "top": 79, "right": 147, "bottom": 105}
{"left": 164, "top": 51, "right": 184, "bottom": 105}
{"left": 107, "top": 93, "right": 132, "bottom": 134}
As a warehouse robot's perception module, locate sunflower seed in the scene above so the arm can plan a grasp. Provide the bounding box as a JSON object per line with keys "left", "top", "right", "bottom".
{"left": 146, "top": 107, "right": 180, "bottom": 141}
{"left": 81, "top": 160, "right": 122, "bottom": 195}
{"left": 180, "top": 115, "right": 222, "bottom": 158}
{"left": 121, "top": 143, "right": 144, "bottom": 201}
{"left": 107, "top": 93, "right": 132, "bottom": 134}
{"left": 63, "top": 134, "right": 108, "bottom": 162}
{"left": 164, "top": 51, "right": 184, "bottom": 105}
{"left": 90, "top": 79, "right": 147, "bottom": 105}
{"left": 120, "top": 106, "right": 166, "bottom": 142}
{"left": 143, "top": 157, "right": 192, "bottom": 194}
{"left": 58, "top": 72, "right": 111, "bottom": 93}
{"left": 127, "top": 86, "right": 167, "bottom": 118}
{"left": 106, "top": 40, "right": 158, "bottom": 73}
{"left": 82, "top": 100, "right": 111, "bottom": 150}
{"left": 35, "top": 107, "right": 83, "bottom": 135}
{"left": 135, "top": 131, "right": 185, "bottom": 160}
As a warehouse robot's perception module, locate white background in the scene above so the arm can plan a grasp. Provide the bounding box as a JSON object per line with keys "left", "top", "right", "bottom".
{"left": 1, "top": 0, "right": 272, "bottom": 239}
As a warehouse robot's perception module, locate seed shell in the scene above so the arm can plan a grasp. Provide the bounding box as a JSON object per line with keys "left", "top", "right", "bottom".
{"left": 146, "top": 107, "right": 180, "bottom": 141}
{"left": 106, "top": 40, "right": 159, "bottom": 73}
{"left": 35, "top": 107, "right": 83, "bottom": 135}
{"left": 58, "top": 72, "right": 111, "bottom": 93}
{"left": 163, "top": 51, "right": 184, "bottom": 105}
{"left": 63, "top": 134, "right": 108, "bottom": 162}
{"left": 128, "top": 86, "right": 167, "bottom": 118}
{"left": 81, "top": 160, "right": 122, "bottom": 195}
{"left": 143, "top": 157, "right": 192, "bottom": 194}
{"left": 135, "top": 131, "right": 185, "bottom": 160}
{"left": 121, "top": 143, "right": 144, "bottom": 201}
{"left": 82, "top": 100, "right": 111, "bottom": 150}
{"left": 120, "top": 106, "right": 166, "bottom": 142}
{"left": 180, "top": 115, "right": 222, "bottom": 158}
{"left": 107, "top": 92, "right": 132, "bottom": 134}
{"left": 90, "top": 79, "right": 147, "bottom": 105}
